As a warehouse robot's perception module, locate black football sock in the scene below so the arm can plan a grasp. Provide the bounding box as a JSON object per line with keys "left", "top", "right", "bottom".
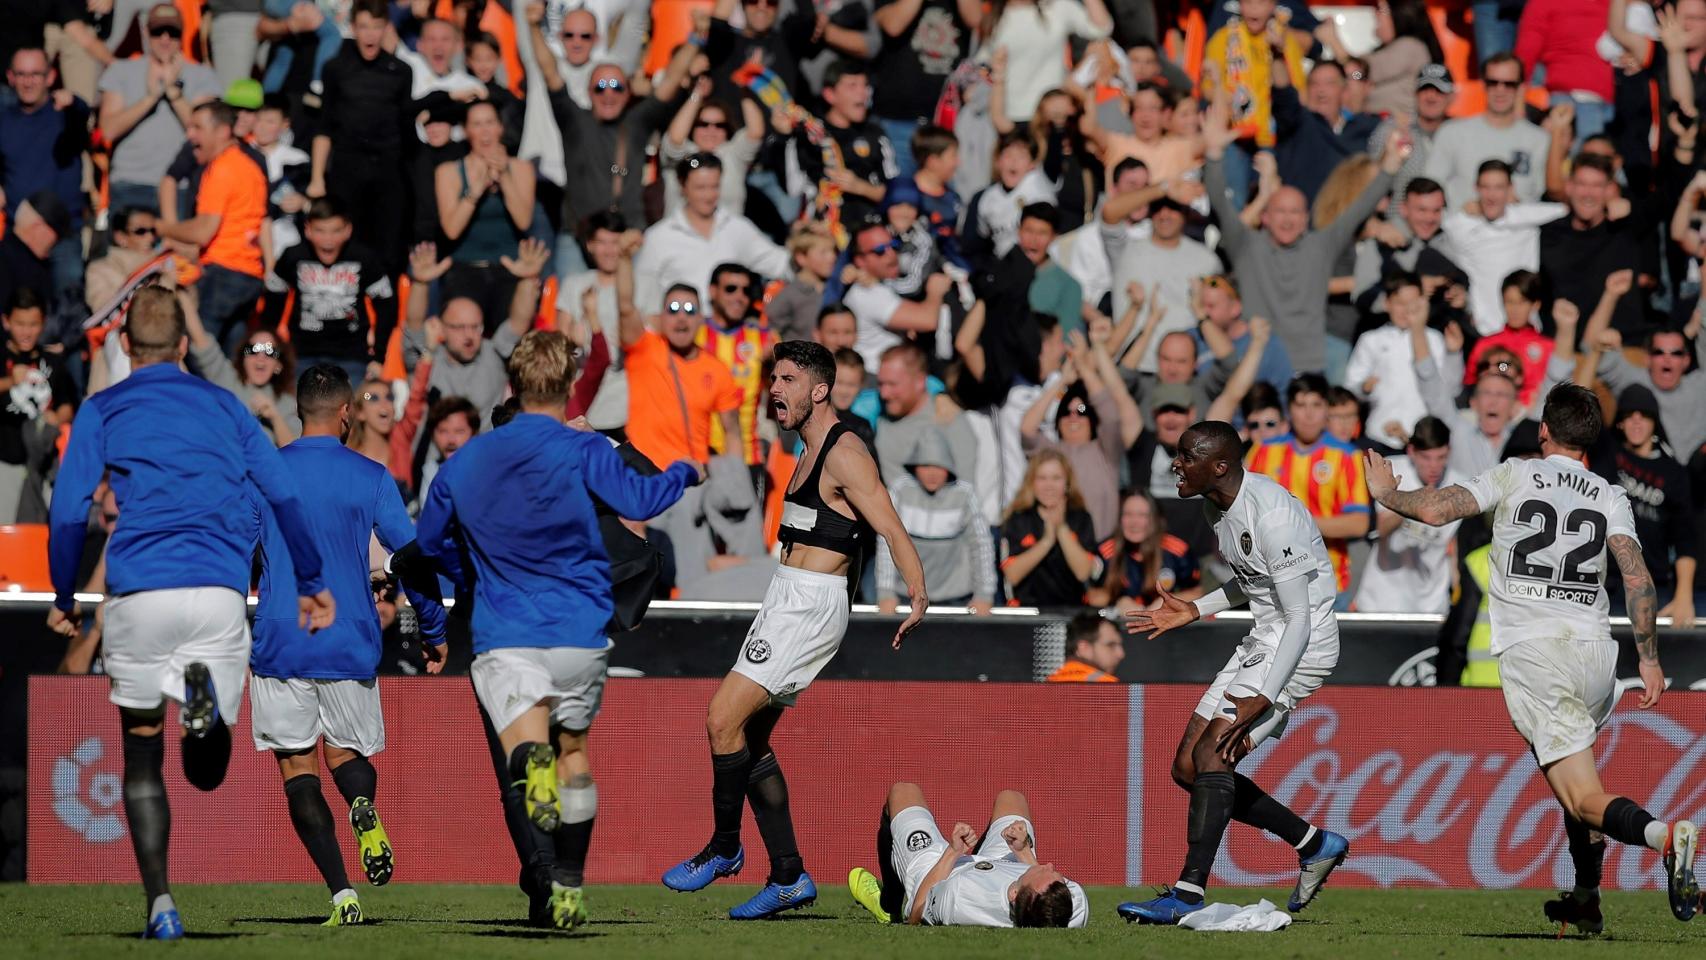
{"left": 507, "top": 743, "right": 565, "bottom": 888}
{"left": 1177, "top": 771, "right": 1237, "bottom": 902}
{"left": 710, "top": 747, "right": 753, "bottom": 857}
{"left": 331, "top": 754, "right": 378, "bottom": 806}
{"left": 1564, "top": 815, "right": 1605, "bottom": 897}
{"left": 1600, "top": 796, "right": 1665, "bottom": 851}
{"left": 476, "top": 697, "right": 547, "bottom": 897}
{"left": 180, "top": 721, "right": 231, "bottom": 791}
{"left": 123, "top": 729, "right": 171, "bottom": 905}
{"left": 1232, "top": 773, "right": 1318, "bottom": 854}
{"left": 553, "top": 773, "right": 597, "bottom": 887}
{"left": 747, "top": 751, "right": 804, "bottom": 885}
{"left": 284, "top": 774, "right": 352, "bottom": 894}
{"left": 876, "top": 810, "right": 902, "bottom": 922}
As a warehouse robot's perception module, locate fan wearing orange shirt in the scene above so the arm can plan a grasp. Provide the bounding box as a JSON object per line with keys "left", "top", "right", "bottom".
{"left": 698, "top": 264, "right": 775, "bottom": 469}
{"left": 1045, "top": 612, "right": 1124, "bottom": 683}
{"left": 1244, "top": 373, "right": 1370, "bottom": 601}
{"left": 620, "top": 267, "right": 743, "bottom": 473}
{"left": 159, "top": 100, "right": 269, "bottom": 356}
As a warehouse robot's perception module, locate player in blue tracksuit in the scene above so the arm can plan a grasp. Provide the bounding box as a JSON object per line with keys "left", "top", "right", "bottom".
{"left": 45, "top": 286, "right": 334, "bottom": 940}
{"left": 248, "top": 364, "right": 449, "bottom": 927}
{"left": 416, "top": 329, "right": 701, "bottom": 930}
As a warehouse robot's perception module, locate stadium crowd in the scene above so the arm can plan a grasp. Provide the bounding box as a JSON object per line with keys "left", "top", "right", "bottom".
{"left": 4, "top": 0, "right": 1706, "bottom": 630}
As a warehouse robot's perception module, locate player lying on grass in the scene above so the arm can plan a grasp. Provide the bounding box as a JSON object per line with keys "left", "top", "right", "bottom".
{"left": 1118, "top": 420, "right": 1349, "bottom": 924}
{"left": 847, "top": 782, "right": 1088, "bottom": 927}
{"left": 1366, "top": 383, "right": 1699, "bottom": 934}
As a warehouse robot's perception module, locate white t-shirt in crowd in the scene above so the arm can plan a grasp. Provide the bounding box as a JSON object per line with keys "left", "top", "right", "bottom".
{"left": 1344, "top": 323, "right": 1448, "bottom": 441}
{"left": 1354, "top": 456, "right": 1466, "bottom": 614}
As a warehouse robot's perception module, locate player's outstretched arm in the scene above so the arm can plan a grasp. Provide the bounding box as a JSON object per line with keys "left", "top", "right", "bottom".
{"left": 1610, "top": 533, "right": 1665, "bottom": 708}
{"left": 1364, "top": 450, "right": 1481, "bottom": 526}
{"left": 1126, "top": 581, "right": 1243, "bottom": 639}
{"left": 832, "top": 436, "right": 928, "bottom": 648}
{"left": 582, "top": 434, "right": 702, "bottom": 522}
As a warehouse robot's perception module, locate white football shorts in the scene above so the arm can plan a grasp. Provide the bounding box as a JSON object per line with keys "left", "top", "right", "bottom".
{"left": 103, "top": 586, "right": 250, "bottom": 723}
{"left": 471, "top": 642, "right": 610, "bottom": 735}
{"left": 250, "top": 676, "right": 385, "bottom": 756}
{"left": 729, "top": 566, "right": 849, "bottom": 707}
{"left": 1497, "top": 636, "right": 1620, "bottom": 767}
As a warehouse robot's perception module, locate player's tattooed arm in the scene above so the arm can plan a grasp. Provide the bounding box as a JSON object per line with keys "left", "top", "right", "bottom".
{"left": 1610, "top": 534, "right": 1660, "bottom": 664}
{"left": 1374, "top": 484, "right": 1481, "bottom": 526}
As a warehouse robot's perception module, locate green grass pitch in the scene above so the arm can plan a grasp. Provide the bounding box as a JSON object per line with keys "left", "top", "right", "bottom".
{"left": 3, "top": 883, "right": 1705, "bottom": 958}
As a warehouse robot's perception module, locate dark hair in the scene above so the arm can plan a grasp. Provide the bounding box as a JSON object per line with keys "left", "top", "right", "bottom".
{"left": 113, "top": 206, "right": 160, "bottom": 234}
{"left": 1241, "top": 382, "right": 1282, "bottom": 418}
{"left": 1019, "top": 202, "right": 1058, "bottom": 230}
{"left": 1541, "top": 383, "right": 1602, "bottom": 451}
{"left": 822, "top": 59, "right": 867, "bottom": 89}
{"left": 579, "top": 208, "right": 627, "bottom": 243}
{"left": 1501, "top": 268, "right": 1542, "bottom": 302}
{"left": 7, "top": 286, "right": 45, "bottom": 316}
{"left": 296, "top": 363, "right": 353, "bottom": 420}
{"left": 1067, "top": 612, "right": 1109, "bottom": 654}
{"left": 1482, "top": 51, "right": 1526, "bottom": 82}
{"left": 773, "top": 340, "right": 836, "bottom": 390}
{"left": 1410, "top": 415, "right": 1451, "bottom": 451}
{"left": 1013, "top": 879, "right": 1074, "bottom": 927}
{"left": 306, "top": 196, "right": 348, "bottom": 224}
{"left": 1381, "top": 271, "right": 1422, "bottom": 298}
{"left": 1570, "top": 152, "right": 1616, "bottom": 181}
{"left": 1476, "top": 158, "right": 1513, "bottom": 182}
{"left": 467, "top": 30, "right": 502, "bottom": 56}
{"left": 912, "top": 123, "right": 958, "bottom": 163}
{"left": 996, "top": 129, "right": 1037, "bottom": 160}
{"left": 676, "top": 152, "right": 721, "bottom": 182}
{"left": 1127, "top": 39, "right": 1160, "bottom": 57}
{"left": 1325, "top": 385, "right": 1359, "bottom": 409}
{"left": 831, "top": 346, "right": 864, "bottom": 369}
{"left": 710, "top": 262, "right": 751, "bottom": 287}
{"left": 1131, "top": 81, "right": 1176, "bottom": 109}
{"left": 1403, "top": 176, "right": 1444, "bottom": 201}
{"left": 195, "top": 99, "right": 239, "bottom": 132}
{"left": 1383, "top": 0, "right": 1446, "bottom": 63}
{"left": 1311, "top": 59, "right": 1346, "bottom": 81}
{"left": 1287, "top": 372, "right": 1330, "bottom": 407}
{"left": 816, "top": 305, "right": 853, "bottom": 327}
{"left": 426, "top": 395, "right": 480, "bottom": 440}
{"left": 351, "top": 0, "right": 389, "bottom": 21}
{"left": 1185, "top": 419, "right": 1244, "bottom": 462}
{"left": 1111, "top": 157, "right": 1149, "bottom": 183}
{"left": 232, "top": 330, "right": 295, "bottom": 394}
{"left": 259, "top": 93, "right": 290, "bottom": 115}
{"left": 1033, "top": 310, "right": 1061, "bottom": 339}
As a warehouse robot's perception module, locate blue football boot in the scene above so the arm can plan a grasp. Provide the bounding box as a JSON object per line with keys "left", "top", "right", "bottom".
{"left": 1289, "top": 830, "right": 1350, "bottom": 912}
{"left": 1117, "top": 888, "right": 1205, "bottom": 925}
{"left": 144, "top": 908, "right": 184, "bottom": 940}
{"left": 662, "top": 844, "right": 745, "bottom": 892}
{"left": 729, "top": 873, "right": 818, "bottom": 920}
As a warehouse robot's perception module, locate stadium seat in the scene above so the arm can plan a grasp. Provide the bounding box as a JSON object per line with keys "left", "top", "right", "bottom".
{"left": 0, "top": 525, "right": 52, "bottom": 593}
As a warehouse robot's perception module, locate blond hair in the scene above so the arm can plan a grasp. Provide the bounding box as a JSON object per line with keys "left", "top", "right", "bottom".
{"left": 1312, "top": 154, "right": 1379, "bottom": 229}
{"left": 125, "top": 285, "right": 187, "bottom": 363}
{"left": 508, "top": 329, "right": 576, "bottom": 407}
{"left": 1004, "top": 449, "right": 1087, "bottom": 520}
{"left": 788, "top": 221, "right": 833, "bottom": 261}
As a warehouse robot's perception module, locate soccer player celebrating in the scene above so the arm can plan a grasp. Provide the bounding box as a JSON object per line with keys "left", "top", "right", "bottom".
{"left": 1366, "top": 384, "right": 1699, "bottom": 933}
{"left": 848, "top": 782, "right": 1088, "bottom": 927}
{"left": 249, "top": 364, "right": 449, "bottom": 926}
{"left": 416, "top": 330, "right": 702, "bottom": 931}
{"left": 661, "top": 340, "right": 928, "bottom": 920}
{"left": 1119, "top": 420, "right": 1348, "bottom": 924}
{"left": 45, "top": 286, "right": 334, "bottom": 940}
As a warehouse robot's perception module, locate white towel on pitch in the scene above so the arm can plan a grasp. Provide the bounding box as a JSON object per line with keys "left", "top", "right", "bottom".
{"left": 1178, "top": 900, "right": 1292, "bottom": 932}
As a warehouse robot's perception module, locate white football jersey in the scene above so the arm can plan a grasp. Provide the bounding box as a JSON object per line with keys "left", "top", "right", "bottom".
{"left": 923, "top": 855, "right": 1089, "bottom": 928}
{"left": 1354, "top": 458, "right": 1468, "bottom": 614}
{"left": 1462, "top": 456, "right": 1639, "bottom": 654}
{"left": 1206, "top": 472, "right": 1339, "bottom": 646}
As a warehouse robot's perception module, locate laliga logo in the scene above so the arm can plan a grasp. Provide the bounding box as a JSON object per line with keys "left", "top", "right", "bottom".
{"left": 1218, "top": 705, "right": 1706, "bottom": 890}
{"left": 53, "top": 736, "right": 126, "bottom": 842}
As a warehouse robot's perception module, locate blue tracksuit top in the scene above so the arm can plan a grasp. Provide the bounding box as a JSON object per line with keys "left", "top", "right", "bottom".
{"left": 415, "top": 413, "right": 696, "bottom": 654}
{"left": 251, "top": 436, "right": 447, "bottom": 680}
{"left": 49, "top": 363, "right": 324, "bottom": 610}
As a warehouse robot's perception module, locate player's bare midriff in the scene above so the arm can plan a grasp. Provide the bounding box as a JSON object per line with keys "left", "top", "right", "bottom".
{"left": 779, "top": 540, "right": 852, "bottom": 577}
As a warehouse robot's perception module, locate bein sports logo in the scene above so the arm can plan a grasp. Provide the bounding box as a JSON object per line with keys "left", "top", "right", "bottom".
{"left": 53, "top": 736, "right": 126, "bottom": 842}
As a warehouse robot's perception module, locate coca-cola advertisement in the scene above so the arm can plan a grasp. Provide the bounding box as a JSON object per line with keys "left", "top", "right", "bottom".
{"left": 1135, "top": 686, "right": 1706, "bottom": 890}
{"left": 26, "top": 677, "right": 1706, "bottom": 889}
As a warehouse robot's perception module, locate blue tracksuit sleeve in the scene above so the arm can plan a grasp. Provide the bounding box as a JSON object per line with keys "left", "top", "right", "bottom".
{"left": 373, "top": 472, "right": 447, "bottom": 644}
{"left": 414, "top": 466, "right": 467, "bottom": 590}
{"left": 581, "top": 437, "right": 695, "bottom": 521}
{"left": 234, "top": 397, "right": 325, "bottom": 595}
{"left": 48, "top": 403, "right": 106, "bottom": 611}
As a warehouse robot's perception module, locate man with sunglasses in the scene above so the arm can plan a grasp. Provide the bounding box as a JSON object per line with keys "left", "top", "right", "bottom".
{"left": 700, "top": 265, "right": 775, "bottom": 470}
{"left": 525, "top": 1, "right": 697, "bottom": 247}
{"left": 85, "top": 207, "right": 161, "bottom": 310}
{"left": 1424, "top": 52, "right": 1552, "bottom": 209}
{"left": 97, "top": 4, "right": 221, "bottom": 216}
{"left": 1581, "top": 275, "right": 1706, "bottom": 471}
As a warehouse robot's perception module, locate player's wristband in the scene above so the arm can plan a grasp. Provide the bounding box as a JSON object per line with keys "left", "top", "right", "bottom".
{"left": 1193, "top": 589, "right": 1232, "bottom": 618}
